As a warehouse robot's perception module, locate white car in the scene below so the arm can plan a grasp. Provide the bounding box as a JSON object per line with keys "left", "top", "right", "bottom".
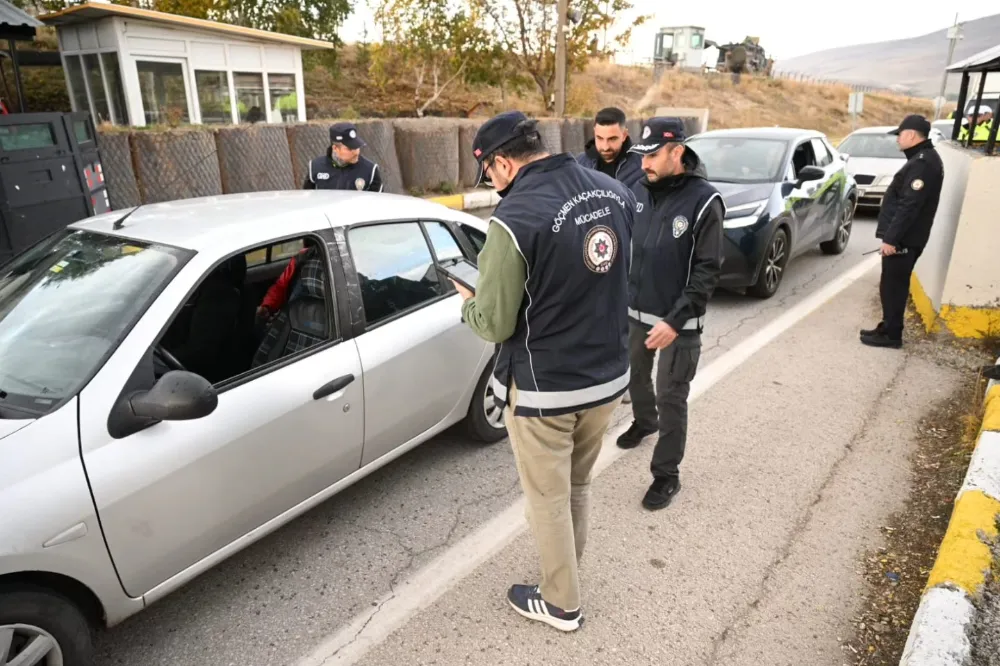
{"left": 837, "top": 126, "right": 943, "bottom": 211}
{"left": 0, "top": 191, "right": 505, "bottom": 664}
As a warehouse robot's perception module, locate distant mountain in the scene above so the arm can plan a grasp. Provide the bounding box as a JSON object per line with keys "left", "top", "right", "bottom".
{"left": 773, "top": 14, "right": 1000, "bottom": 98}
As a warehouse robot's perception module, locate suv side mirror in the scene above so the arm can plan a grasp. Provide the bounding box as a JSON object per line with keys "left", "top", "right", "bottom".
{"left": 796, "top": 165, "right": 825, "bottom": 187}
{"left": 130, "top": 371, "right": 218, "bottom": 421}
{"left": 839, "top": 152, "right": 850, "bottom": 162}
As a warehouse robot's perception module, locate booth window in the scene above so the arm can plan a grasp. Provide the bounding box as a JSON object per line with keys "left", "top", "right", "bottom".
{"left": 65, "top": 56, "right": 90, "bottom": 117}
{"left": 196, "top": 70, "right": 233, "bottom": 124}
{"left": 82, "top": 54, "right": 112, "bottom": 124}
{"left": 234, "top": 72, "right": 265, "bottom": 123}
{"left": 101, "top": 53, "right": 129, "bottom": 125}
{"left": 136, "top": 61, "right": 190, "bottom": 126}
{"left": 268, "top": 74, "right": 296, "bottom": 123}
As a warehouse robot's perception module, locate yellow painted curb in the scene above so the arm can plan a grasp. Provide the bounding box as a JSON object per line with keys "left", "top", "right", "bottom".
{"left": 427, "top": 194, "right": 465, "bottom": 210}
{"left": 983, "top": 385, "right": 1000, "bottom": 433}
{"left": 925, "top": 489, "right": 1000, "bottom": 595}
{"left": 909, "top": 273, "right": 938, "bottom": 333}
{"left": 939, "top": 305, "right": 1000, "bottom": 340}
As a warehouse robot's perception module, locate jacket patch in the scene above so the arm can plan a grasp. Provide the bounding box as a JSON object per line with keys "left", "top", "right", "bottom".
{"left": 316, "top": 172, "right": 330, "bottom": 180}
{"left": 672, "top": 215, "right": 689, "bottom": 238}
{"left": 911, "top": 178, "right": 924, "bottom": 191}
{"left": 583, "top": 225, "right": 618, "bottom": 274}
{"left": 355, "top": 178, "right": 366, "bottom": 190}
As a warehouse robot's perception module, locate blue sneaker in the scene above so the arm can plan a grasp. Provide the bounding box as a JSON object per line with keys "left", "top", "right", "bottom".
{"left": 506, "top": 584, "right": 583, "bottom": 632}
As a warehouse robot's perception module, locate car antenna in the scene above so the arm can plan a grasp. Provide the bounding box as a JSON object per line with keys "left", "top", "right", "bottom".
{"left": 110, "top": 143, "right": 221, "bottom": 231}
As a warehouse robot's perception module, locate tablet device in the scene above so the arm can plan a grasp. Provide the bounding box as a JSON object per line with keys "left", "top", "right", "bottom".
{"left": 440, "top": 258, "right": 480, "bottom": 293}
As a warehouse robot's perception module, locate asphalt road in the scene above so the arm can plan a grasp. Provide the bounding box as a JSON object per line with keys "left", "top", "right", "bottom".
{"left": 94, "top": 215, "right": 883, "bottom": 666}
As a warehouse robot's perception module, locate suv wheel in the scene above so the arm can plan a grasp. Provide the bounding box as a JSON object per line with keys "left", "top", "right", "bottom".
{"left": 748, "top": 227, "right": 789, "bottom": 299}
{"left": 0, "top": 588, "right": 93, "bottom": 666}
{"left": 820, "top": 200, "right": 854, "bottom": 255}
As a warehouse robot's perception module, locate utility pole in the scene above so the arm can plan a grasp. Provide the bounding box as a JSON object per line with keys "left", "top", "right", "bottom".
{"left": 554, "top": 0, "right": 569, "bottom": 116}
{"left": 935, "top": 13, "right": 963, "bottom": 120}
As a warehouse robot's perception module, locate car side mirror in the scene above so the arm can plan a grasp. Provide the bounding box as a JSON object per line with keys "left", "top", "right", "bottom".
{"left": 130, "top": 371, "right": 218, "bottom": 421}
{"left": 795, "top": 165, "right": 825, "bottom": 187}
{"left": 839, "top": 153, "right": 850, "bottom": 162}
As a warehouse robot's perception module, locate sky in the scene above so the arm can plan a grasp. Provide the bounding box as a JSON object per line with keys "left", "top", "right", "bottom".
{"left": 339, "top": 2, "right": 998, "bottom": 65}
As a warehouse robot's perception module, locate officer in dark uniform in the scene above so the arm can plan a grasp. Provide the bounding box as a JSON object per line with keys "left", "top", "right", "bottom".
{"left": 861, "top": 114, "right": 944, "bottom": 349}
{"left": 303, "top": 121, "right": 384, "bottom": 192}
{"left": 452, "top": 111, "right": 635, "bottom": 632}
{"left": 616, "top": 117, "right": 725, "bottom": 511}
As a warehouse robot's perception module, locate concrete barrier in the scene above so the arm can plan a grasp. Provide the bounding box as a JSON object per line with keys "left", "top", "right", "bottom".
{"left": 562, "top": 118, "right": 587, "bottom": 156}
{"left": 96, "top": 131, "right": 141, "bottom": 209}
{"left": 911, "top": 143, "right": 1000, "bottom": 339}
{"left": 285, "top": 123, "right": 330, "bottom": 189}
{"left": 355, "top": 119, "right": 404, "bottom": 194}
{"left": 393, "top": 119, "right": 460, "bottom": 192}
{"left": 130, "top": 128, "right": 223, "bottom": 204}
{"left": 216, "top": 125, "right": 295, "bottom": 194}
{"left": 900, "top": 356, "right": 1000, "bottom": 665}
{"left": 458, "top": 119, "right": 485, "bottom": 189}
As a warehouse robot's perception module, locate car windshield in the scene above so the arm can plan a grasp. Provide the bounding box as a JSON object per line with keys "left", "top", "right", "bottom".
{"left": 685, "top": 137, "right": 788, "bottom": 184}
{"left": 838, "top": 133, "right": 904, "bottom": 159}
{"left": 0, "top": 230, "right": 188, "bottom": 417}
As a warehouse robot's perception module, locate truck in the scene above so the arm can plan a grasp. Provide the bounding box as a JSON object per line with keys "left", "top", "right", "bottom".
{"left": 652, "top": 28, "right": 773, "bottom": 80}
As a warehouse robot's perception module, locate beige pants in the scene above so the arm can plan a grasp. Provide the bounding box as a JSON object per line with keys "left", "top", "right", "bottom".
{"left": 505, "top": 381, "right": 622, "bottom": 611}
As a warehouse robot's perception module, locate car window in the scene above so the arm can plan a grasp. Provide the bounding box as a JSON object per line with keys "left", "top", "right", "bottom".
{"left": 837, "top": 133, "right": 904, "bottom": 159}
{"left": 424, "top": 221, "right": 465, "bottom": 264}
{"left": 460, "top": 224, "right": 487, "bottom": 258}
{"left": 683, "top": 136, "right": 787, "bottom": 183}
{"left": 791, "top": 141, "right": 818, "bottom": 177}
{"left": 0, "top": 230, "right": 188, "bottom": 416}
{"left": 349, "top": 222, "right": 449, "bottom": 326}
{"left": 810, "top": 138, "right": 832, "bottom": 167}
{"left": 160, "top": 236, "right": 335, "bottom": 386}
{"left": 246, "top": 238, "right": 304, "bottom": 267}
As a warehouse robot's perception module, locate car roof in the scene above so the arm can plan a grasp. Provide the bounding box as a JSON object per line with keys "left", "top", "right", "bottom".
{"left": 689, "top": 127, "right": 825, "bottom": 141}
{"left": 846, "top": 126, "right": 896, "bottom": 135}
{"left": 70, "top": 191, "right": 482, "bottom": 254}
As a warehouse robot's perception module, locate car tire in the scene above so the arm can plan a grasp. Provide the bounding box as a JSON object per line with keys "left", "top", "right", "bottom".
{"left": 0, "top": 586, "right": 95, "bottom": 666}
{"left": 464, "top": 363, "right": 508, "bottom": 443}
{"left": 747, "top": 227, "right": 789, "bottom": 299}
{"left": 820, "top": 199, "right": 854, "bottom": 255}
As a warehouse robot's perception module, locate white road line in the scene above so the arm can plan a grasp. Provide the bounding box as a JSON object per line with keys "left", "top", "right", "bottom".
{"left": 297, "top": 254, "right": 882, "bottom": 666}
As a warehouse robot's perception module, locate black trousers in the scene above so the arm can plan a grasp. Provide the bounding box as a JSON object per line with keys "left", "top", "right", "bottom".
{"left": 879, "top": 246, "right": 923, "bottom": 340}
{"left": 628, "top": 322, "right": 702, "bottom": 479}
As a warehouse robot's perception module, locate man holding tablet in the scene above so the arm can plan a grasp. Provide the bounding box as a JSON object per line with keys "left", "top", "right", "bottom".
{"left": 449, "top": 110, "right": 635, "bottom": 633}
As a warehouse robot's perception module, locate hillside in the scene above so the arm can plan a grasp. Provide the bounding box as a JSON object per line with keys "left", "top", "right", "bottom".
{"left": 306, "top": 54, "right": 936, "bottom": 140}
{"left": 773, "top": 13, "right": 1000, "bottom": 98}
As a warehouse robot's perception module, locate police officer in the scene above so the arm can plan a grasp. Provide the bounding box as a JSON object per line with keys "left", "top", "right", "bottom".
{"left": 576, "top": 106, "right": 644, "bottom": 188}
{"left": 616, "top": 117, "right": 724, "bottom": 511}
{"left": 959, "top": 106, "right": 994, "bottom": 142}
{"left": 451, "top": 111, "right": 634, "bottom": 632}
{"left": 861, "top": 114, "right": 943, "bottom": 349}
{"left": 303, "top": 121, "right": 384, "bottom": 192}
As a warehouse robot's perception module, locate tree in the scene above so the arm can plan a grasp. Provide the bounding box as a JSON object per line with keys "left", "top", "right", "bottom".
{"left": 473, "top": 0, "right": 648, "bottom": 110}
{"left": 371, "top": 0, "right": 500, "bottom": 117}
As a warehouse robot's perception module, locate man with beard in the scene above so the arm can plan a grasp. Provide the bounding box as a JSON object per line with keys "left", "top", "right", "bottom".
{"left": 576, "top": 107, "right": 644, "bottom": 189}
{"left": 617, "top": 117, "right": 725, "bottom": 511}
{"left": 303, "top": 122, "right": 384, "bottom": 192}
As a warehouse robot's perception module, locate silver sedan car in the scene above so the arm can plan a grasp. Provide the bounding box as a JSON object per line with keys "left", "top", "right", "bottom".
{"left": 0, "top": 191, "right": 505, "bottom": 665}
{"left": 838, "top": 125, "right": 944, "bottom": 211}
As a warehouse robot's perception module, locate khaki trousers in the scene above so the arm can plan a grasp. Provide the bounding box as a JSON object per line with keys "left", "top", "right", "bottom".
{"left": 505, "top": 381, "right": 622, "bottom": 611}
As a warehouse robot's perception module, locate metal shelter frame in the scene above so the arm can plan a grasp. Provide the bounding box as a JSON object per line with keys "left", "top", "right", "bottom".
{"left": 0, "top": 0, "right": 43, "bottom": 113}
{"left": 947, "top": 43, "right": 1000, "bottom": 156}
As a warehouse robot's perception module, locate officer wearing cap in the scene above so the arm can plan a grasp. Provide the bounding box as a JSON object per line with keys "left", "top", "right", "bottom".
{"left": 861, "top": 114, "right": 943, "bottom": 349}
{"left": 959, "top": 106, "right": 994, "bottom": 142}
{"left": 451, "top": 111, "right": 635, "bottom": 632}
{"left": 303, "top": 121, "right": 384, "bottom": 192}
{"left": 616, "top": 117, "right": 724, "bottom": 512}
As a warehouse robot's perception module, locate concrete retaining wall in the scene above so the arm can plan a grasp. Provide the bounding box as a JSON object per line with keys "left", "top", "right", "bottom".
{"left": 96, "top": 115, "right": 660, "bottom": 209}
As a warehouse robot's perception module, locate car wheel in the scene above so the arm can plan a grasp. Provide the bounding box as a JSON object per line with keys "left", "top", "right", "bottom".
{"left": 0, "top": 587, "right": 94, "bottom": 666}
{"left": 747, "top": 227, "right": 789, "bottom": 299}
{"left": 820, "top": 200, "right": 854, "bottom": 255}
{"left": 464, "top": 364, "right": 508, "bottom": 443}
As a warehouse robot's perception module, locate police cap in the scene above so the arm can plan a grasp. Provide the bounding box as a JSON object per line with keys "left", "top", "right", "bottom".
{"left": 888, "top": 114, "right": 930, "bottom": 136}
{"left": 330, "top": 122, "right": 366, "bottom": 149}
{"left": 629, "top": 117, "right": 688, "bottom": 155}
{"left": 471, "top": 111, "right": 540, "bottom": 186}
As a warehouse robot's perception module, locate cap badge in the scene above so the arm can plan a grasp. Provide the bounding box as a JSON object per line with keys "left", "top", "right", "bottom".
{"left": 642, "top": 126, "right": 651, "bottom": 140}
{"left": 349, "top": 130, "right": 357, "bottom": 138}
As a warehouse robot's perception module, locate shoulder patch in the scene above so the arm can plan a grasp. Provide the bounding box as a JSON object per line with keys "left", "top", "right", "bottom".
{"left": 672, "top": 215, "right": 689, "bottom": 238}
{"left": 911, "top": 178, "right": 924, "bottom": 191}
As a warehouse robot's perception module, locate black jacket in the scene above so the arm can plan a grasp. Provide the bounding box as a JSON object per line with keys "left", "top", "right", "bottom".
{"left": 576, "top": 136, "right": 645, "bottom": 189}
{"left": 629, "top": 148, "right": 724, "bottom": 333}
{"left": 303, "top": 149, "right": 384, "bottom": 192}
{"left": 875, "top": 139, "right": 943, "bottom": 249}
{"left": 489, "top": 154, "right": 635, "bottom": 417}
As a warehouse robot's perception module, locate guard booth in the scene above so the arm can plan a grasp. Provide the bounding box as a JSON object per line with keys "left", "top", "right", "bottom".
{"left": 0, "top": 111, "right": 109, "bottom": 264}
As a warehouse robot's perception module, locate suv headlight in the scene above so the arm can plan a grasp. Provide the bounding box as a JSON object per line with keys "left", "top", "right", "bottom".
{"left": 723, "top": 200, "right": 767, "bottom": 229}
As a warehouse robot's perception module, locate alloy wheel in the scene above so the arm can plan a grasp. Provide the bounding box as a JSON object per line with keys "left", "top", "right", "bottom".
{"left": 0, "top": 624, "right": 63, "bottom": 666}
{"left": 483, "top": 380, "right": 505, "bottom": 429}
{"left": 764, "top": 234, "right": 786, "bottom": 293}
{"left": 838, "top": 204, "right": 853, "bottom": 246}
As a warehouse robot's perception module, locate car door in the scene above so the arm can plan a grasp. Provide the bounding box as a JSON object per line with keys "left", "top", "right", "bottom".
{"left": 785, "top": 141, "right": 817, "bottom": 245}
{"left": 347, "top": 220, "right": 488, "bottom": 467}
{"left": 78, "top": 229, "right": 366, "bottom": 599}
{"left": 808, "top": 137, "right": 844, "bottom": 242}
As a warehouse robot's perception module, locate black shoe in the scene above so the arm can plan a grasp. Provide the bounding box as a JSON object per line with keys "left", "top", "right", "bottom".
{"left": 860, "top": 322, "right": 885, "bottom": 337}
{"left": 860, "top": 332, "right": 903, "bottom": 349}
{"left": 642, "top": 476, "right": 681, "bottom": 511}
{"left": 506, "top": 584, "right": 583, "bottom": 632}
{"left": 617, "top": 421, "right": 657, "bottom": 449}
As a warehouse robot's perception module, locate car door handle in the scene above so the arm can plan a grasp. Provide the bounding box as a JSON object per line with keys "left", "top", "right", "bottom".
{"left": 314, "top": 374, "right": 355, "bottom": 400}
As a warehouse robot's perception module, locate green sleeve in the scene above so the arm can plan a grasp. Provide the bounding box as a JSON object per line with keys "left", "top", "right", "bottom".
{"left": 460, "top": 221, "right": 526, "bottom": 343}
